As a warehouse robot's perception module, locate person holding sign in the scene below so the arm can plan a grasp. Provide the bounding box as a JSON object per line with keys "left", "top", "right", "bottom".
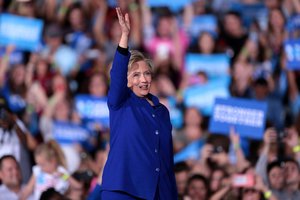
{"left": 101, "top": 7, "right": 177, "bottom": 199}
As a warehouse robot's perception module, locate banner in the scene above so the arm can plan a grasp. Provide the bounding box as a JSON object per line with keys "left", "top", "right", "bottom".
{"left": 284, "top": 39, "right": 300, "bottom": 70}
{"left": 164, "top": 96, "right": 183, "bottom": 129}
{"left": 147, "top": 0, "right": 192, "bottom": 11}
{"left": 188, "top": 15, "right": 217, "bottom": 40}
{"left": 209, "top": 97, "right": 267, "bottom": 139}
{"left": 0, "top": 14, "right": 43, "bottom": 51}
{"left": 287, "top": 15, "right": 300, "bottom": 32}
{"left": 183, "top": 77, "right": 230, "bottom": 116}
{"left": 174, "top": 139, "right": 205, "bottom": 163}
{"left": 75, "top": 95, "right": 110, "bottom": 130}
{"left": 185, "top": 53, "right": 230, "bottom": 78}
{"left": 108, "top": 0, "right": 192, "bottom": 12}
{"left": 230, "top": 3, "right": 267, "bottom": 29}
{"left": 52, "top": 121, "right": 90, "bottom": 145}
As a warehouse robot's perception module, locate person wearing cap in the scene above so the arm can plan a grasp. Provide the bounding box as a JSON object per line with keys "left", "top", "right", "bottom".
{"left": 100, "top": 7, "right": 177, "bottom": 199}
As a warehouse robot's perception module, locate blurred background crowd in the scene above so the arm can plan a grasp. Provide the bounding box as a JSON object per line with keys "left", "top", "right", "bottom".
{"left": 1, "top": 0, "right": 300, "bottom": 199}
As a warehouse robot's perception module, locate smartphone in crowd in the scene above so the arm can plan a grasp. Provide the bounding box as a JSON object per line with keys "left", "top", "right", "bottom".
{"left": 232, "top": 174, "right": 255, "bottom": 187}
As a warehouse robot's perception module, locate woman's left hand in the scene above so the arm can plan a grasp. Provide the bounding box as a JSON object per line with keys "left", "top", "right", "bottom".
{"left": 116, "top": 7, "right": 130, "bottom": 36}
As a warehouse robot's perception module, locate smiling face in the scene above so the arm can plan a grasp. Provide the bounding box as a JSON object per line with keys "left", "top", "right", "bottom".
{"left": 127, "top": 60, "right": 152, "bottom": 98}
{"left": 0, "top": 157, "right": 21, "bottom": 189}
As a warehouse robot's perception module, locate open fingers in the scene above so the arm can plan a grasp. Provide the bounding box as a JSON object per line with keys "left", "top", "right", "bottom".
{"left": 125, "top": 13, "right": 130, "bottom": 29}
{"left": 116, "top": 7, "right": 124, "bottom": 23}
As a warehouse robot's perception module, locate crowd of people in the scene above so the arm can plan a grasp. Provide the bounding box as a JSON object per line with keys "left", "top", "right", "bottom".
{"left": 1, "top": 0, "right": 300, "bottom": 199}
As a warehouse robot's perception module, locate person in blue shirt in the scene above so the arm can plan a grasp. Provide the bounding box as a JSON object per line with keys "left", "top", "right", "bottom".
{"left": 100, "top": 7, "right": 177, "bottom": 200}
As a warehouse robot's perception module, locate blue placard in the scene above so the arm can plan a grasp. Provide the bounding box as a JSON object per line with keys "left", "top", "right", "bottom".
{"left": 188, "top": 15, "right": 217, "bottom": 39}
{"left": 183, "top": 77, "right": 230, "bottom": 116}
{"left": 287, "top": 15, "right": 300, "bottom": 31}
{"left": 174, "top": 139, "right": 205, "bottom": 163}
{"left": 147, "top": 0, "right": 193, "bottom": 12}
{"left": 75, "top": 95, "right": 110, "bottom": 129}
{"left": 230, "top": 3, "right": 267, "bottom": 28}
{"left": 165, "top": 96, "right": 183, "bottom": 129}
{"left": 52, "top": 121, "right": 90, "bottom": 145}
{"left": 185, "top": 53, "right": 230, "bottom": 78}
{"left": 0, "top": 14, "right": 44, "bottom": 51}
{"left": 209, "top": 97, "right": 267, "bottom": 140}
{"left": 284, "top": 39, "right": 300, "bottom": 70}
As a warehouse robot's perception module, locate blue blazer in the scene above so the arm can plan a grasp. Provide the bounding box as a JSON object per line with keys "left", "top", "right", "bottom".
{"left": 101, "top": 47, "right": 177, "bottom": 199}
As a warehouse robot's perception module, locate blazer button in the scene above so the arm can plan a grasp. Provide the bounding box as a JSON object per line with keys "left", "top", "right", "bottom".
{"left": 155, "top": 168, "right": 160, "bottom": 172}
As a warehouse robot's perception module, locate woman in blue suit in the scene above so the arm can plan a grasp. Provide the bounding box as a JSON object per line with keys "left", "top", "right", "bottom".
{"left": 100, "top": 7, "right": 177, "bottom": 200}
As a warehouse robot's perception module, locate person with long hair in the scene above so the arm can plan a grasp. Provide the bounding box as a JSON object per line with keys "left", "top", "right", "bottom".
{"left": 100, "top": 7, "right": 177, "bottom": 200}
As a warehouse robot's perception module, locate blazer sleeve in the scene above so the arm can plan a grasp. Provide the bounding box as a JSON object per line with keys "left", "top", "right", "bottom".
{"left": 107, "top": 47, "right": 131, "bottom": 109}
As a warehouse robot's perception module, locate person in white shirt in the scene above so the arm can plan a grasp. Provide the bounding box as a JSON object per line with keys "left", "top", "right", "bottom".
{"left": 20, "top": 140, "right": 81, "bottom": 200}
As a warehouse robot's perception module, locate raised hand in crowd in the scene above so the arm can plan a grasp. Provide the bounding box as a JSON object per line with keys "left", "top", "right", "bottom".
{"left": 229, "top": 127, "right": 250, "bottom": 172}
{"left": 191, "top": 144, "right": 214, "bottom": 177}
{"left": 262, "top": 128, "right": 277, "bottom": 155}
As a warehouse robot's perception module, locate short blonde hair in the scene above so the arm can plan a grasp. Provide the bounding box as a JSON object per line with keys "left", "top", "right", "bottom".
{"left": 128, "top": 50, "right": 154, "bottom": 72}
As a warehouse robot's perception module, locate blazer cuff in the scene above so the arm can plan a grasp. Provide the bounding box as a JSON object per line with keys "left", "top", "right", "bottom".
{"left": 117, "top": 46, "right": 129, "bottom": 56}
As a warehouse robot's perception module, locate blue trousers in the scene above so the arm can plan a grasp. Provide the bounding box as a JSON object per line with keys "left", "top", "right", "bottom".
{"left": 101, "top": 189, "right": 160, "bottom": 200}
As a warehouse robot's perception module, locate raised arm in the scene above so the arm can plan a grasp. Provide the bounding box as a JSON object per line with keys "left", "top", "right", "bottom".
{"left": 20, "top": 174, "right": 35, "bottom": 200}
{"left": 0, "top": 45, "right": 14, "bottom": 88}
{"left": 117, "top": 7, "right": 130, "bottom": 48}
{"left": 255, "top": 128, "right": 277, "bottom": 185}
{"left": 93, "top": 0, "right": 108, "bottom": 48}
{"left": 107, "top": 8, "right": 131, "bottom": 109}
{"left": 229, "top": 127, "right": 250, "bottom": 172}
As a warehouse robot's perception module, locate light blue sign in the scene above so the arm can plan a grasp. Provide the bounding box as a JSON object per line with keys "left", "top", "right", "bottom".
{"left": 147, "top": 0, "right": 193, "bottom": 12}
{"left": 185, "top": 53, "right": 230, "bottom": 78}
{"left": 230, "top": 3, "right": 267, "bottom": 28}
{"left": 0, "top": 14, "right": 44, "bottom": 51}
{"left": 284, "top": 39, "right": 300, "bottom": 70}
{"left": 183, "top": 78, "right": 230, "bottom": 116}
{"left": 53, "top": 121, "right": 90, "bottom": 145}
{"left": 53, "top": 45, "right": 78, "bottom": 76}
{"left": 75, "top": 95, "right": 110, "bottom": 130}
{"left": 188, "top": 15, "right": 217, "bottom": 39}
{"left": 166, "top": 96, "right": 183, "bottom": 129}
{"left": 174, "top": 139, "right": 205, "bottom": 163}
{"left": 209, "top": 98, "right": 267, "bottom": 140}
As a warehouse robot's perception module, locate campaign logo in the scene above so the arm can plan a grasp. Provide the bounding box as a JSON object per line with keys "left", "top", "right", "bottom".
{"left": 284, "top": 39, "right": 300, "bottom": 70}
{"left": 209, "top": 97, "right": 267, "bottom": 139}
{"left": 75, "top": 95, "right": 109, "bottom": 131}
{"left": 0, "top": 14, "right": 44, "bottom": 51}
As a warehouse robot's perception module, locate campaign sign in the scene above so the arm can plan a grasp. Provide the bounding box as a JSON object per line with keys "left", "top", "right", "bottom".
{"left": 230, "top": 3, "right": 267, "bottom": 28}
{"left": 183, "top": 78, "right": 230, "bottom": 116}
{"left": 189, "top": 15, "right": 217, "bottom": 40}
{"left": 75, "top": 95, "right": 110, "bottom": 129}
{"left": 0, "top": 14, "right": 44, "bottom": 51}
{"left": 287, "top": 15, "right": 300, "bottom": 31}
{"left": 147, "top": 0, "right": 192, "bottom": 11}
{"left": 185, "top": 53, "right": 230, "bottom": 78}
{"left": 174, "top": 139, "right": 205, "bottom": 163}
{"left": 209, "top": 97, "right": 267, "bottom": 140}
{"left": 284, "top": 39, "right": 300, "bottom": 70}
{"left": 164, "top": 96, "right": 183, "bottom": 129}
{"left": 52, "top": 121, "right": 90, "bottom": 145}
